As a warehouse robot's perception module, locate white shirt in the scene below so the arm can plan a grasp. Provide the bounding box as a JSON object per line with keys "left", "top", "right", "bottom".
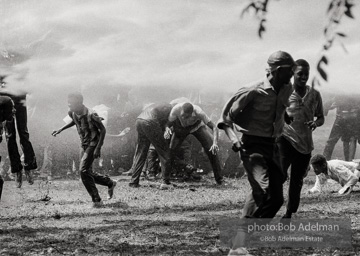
{"left": 310, "top": 160, "right": 360, "bottom": 194}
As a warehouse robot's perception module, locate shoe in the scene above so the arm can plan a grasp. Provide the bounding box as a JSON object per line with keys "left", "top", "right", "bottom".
{"left": 15, "top": 172, "right": 22, "bottom": 188}
{"left": 228, "top": 247, "right": 252, "bottom": 256}
{"left": 25, "top": 170, "right": 34, "bottom": 185}
{"left": 159, "top": 183, "right": 171, "bottom": 190}
{"left": 107, "top": 180, "right": 117, "bottom": 199}
{"left": 24, "top": 159, "right": 38, "bottom": 171}
{"left": 216, "top": 179, "right": 223, "bottom": 185}
{"left": 92, "top": 200, "right": 103, "bottom": 208}
{"left": 129, "top": 182, "right": 140, "bottom": 188}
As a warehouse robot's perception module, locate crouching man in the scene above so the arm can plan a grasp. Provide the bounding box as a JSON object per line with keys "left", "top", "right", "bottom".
{"left": 309, "top": 154, "right": 360, "bottom": 195}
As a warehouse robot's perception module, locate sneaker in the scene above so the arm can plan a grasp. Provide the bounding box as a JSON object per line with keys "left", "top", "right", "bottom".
{"left": 107, "top": 180, "right": 117, "bottom": 199}
{"left": 159, "top": 183, "right": 172, "bottom": 190}
{"left": 92, "top": 200, "right": 103, "bottom": 208}
{"left": 228, "top": 247, "right": 252, "bottom": 256}
{"left": 15, "top": 172, "right": 22, "bottom": 188}
{"left": 129, "top": 182, "right": 140, "bottom": 188}
{"left": 25, "top": 170, "right": 34, "bottom": 185}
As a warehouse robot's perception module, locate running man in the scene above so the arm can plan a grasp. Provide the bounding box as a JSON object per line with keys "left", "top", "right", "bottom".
{"left": 52, "top": 92, "right": 116, "bottom": 207}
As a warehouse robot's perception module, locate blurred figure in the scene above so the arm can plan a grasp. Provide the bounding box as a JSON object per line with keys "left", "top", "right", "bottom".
{"left": 164, "top": 102, "right": 223, "bottom": 185}
{"left": 277, "top": 59, "right": 324, "bottom": 219}
{"left": 129, "top": 103, "right": 173, "bottom": 189}
{"left": 0, "top": 76, "right": 37, "bottom": 188}
{"left": 52, "top": 92, "right": 116, "bottom": 207}
{"left": 308, "top": 154, "right": 360, "bottom": 195}
{"left": 218, "top": 51, "right": 294, "bottom": 255}
{"left": 323, "top": 94, "right": 360, "bottom": 161}
{"left": 0, "top": 96, "right": 15, "bottom": 201}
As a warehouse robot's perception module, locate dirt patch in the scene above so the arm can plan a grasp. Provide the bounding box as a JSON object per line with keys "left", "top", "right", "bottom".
{"left": 1, "top": 176, "right": 360, "bottom": 255}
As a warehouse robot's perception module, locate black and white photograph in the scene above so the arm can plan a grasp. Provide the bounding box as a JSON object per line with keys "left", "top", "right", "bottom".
{"left": 1, "top": 0, "right": 360, "bottom": 255}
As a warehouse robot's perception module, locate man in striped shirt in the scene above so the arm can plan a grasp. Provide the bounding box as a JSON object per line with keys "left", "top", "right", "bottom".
{"left": 52, "top": 92, "right": 116, "bottom": 207}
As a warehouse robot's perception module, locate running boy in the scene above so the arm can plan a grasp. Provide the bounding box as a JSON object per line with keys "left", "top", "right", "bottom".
{"left": 52, "top": 92, "right": 116, "bottom": 207}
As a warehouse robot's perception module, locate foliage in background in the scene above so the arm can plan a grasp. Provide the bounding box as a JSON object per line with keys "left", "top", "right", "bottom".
{"left": 241, "top": 0, "right": 356, "bottom": 87}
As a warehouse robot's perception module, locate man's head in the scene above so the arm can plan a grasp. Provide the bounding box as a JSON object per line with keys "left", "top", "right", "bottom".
{"left": 267, "top": 51, "right": 295, "bottom": 85}
{"left": 68, "top": 92, "right": 84, "bottom": 112}
{"left": 180, "top": 102, "right": 194, "bottom": 119}
{"left": 293, "top": 59, "right": 310, "bottom": 88}
{"left": 0, "top": 96, "right": 15, "bottom": 122}
{"left": 310, "top": 154, "right": 328, "bottom": 175}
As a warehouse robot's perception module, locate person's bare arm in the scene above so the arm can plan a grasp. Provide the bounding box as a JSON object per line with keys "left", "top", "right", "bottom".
{"left": 51, "top": 121, "right": 75, "bottom": 136}
{"left": 206, "top": 121, "right": 219, "bottom": 155}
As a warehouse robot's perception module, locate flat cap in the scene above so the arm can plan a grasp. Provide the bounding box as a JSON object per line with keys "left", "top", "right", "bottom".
{"left": 267, "top": 51, "right": 295, "bottom": 67}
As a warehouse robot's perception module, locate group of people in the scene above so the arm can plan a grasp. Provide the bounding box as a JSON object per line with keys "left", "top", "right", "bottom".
{"left": 216, "top": 51, "right": 359, "bottom": 256}
{"left": 1, "top": 50, "right": 360, "bottom": 256}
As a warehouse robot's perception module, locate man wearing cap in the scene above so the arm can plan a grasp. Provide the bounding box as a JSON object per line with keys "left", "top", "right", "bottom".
{"left": 218, "top": 51, "right": 294, "bottom": 256}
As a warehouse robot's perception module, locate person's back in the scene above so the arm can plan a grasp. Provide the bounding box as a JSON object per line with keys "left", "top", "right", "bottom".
{"left": 327, "top": 159, "right": 359, "bottom": 186}
{"left": 138, "top": 103, "right": 173, "bottom": 128}
{"left": 68, "top": 107, "right": 101, "bottom": 148}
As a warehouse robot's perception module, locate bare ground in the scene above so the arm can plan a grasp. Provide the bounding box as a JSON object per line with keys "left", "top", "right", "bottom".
{"left": 1, "top": 175, "right": 360, "bottom": 256}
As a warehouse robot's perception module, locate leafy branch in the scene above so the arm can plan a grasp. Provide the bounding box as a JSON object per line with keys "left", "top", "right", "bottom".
{"left": 240, "top": 0, "right": 356, "bottom": 87}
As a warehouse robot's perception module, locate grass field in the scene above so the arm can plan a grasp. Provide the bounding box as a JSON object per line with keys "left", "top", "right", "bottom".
{"left": 1, "top": 174, "right": 360, "bottom": 256}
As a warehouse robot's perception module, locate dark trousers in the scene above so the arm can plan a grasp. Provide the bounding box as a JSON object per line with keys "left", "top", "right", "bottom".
{"left": 131, "top": 119, "right": 171, "bottom": 184}
{"left": 144, "top": 148, "right": 161, "bottom": 176}
{"left": 240, "top": 134, "right": 284, "bottom": 218}
{"left": 323, "top": 117, "right": 356, "bottom": 161}
{"left": 80, "top": 146, "right": 113, "bottom": 202}
{"left": 5, "top": 103, "right": 36, "bottom": 173}
{"left": 170, "top": 125, "right": 222, "bottom": 183}
{"left": 277, "top": 136, "right": 311, "bottom": 213}
{"left": 0, "top": 175, "right": 3, "bottom": 201}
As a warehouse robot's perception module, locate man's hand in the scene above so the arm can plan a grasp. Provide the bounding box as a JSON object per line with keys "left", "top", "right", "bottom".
{"left": 94, "top": 148, "right": 101, "bottom": 158}
{"left": 51, "top": 129, "right": 61, "bottom": 137}
{"left": 164, "top": 127, "right": 172, "bottom": 139}
{"left": 232, "top": 141, "right": 243, "bottom": 152}
{"left": 304, "top": 121, "right": 317, "bottom": 131}
{"left": 284, "top": 112, "right": 293, "bottom": 125}
{"left": 209, "top": 143, "right": 219, "bottom": 155}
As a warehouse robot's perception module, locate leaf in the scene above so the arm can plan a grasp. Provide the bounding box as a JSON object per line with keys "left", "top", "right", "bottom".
{"left": 340, "top": 42, "right": 348, "bottom": 54}
{"left": 258, "top": 19, "right": 266, "bottom": 38}
{"left": 317, "top": 64, "right": 328, "bottom": 81}
{"left": 240, "top": 3, "right": 256, "bottom": 18}
{"left": 319, "top": 55, "right": 328, "bottom": 65}
{"left": 336, "top": 32, "right": 347, "bottom": 37}
{"left": 344, "top": 9, "right": 354, "bottom": 19}
{"left": 327, "top": 0, "right": 334, "bottom": 13}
